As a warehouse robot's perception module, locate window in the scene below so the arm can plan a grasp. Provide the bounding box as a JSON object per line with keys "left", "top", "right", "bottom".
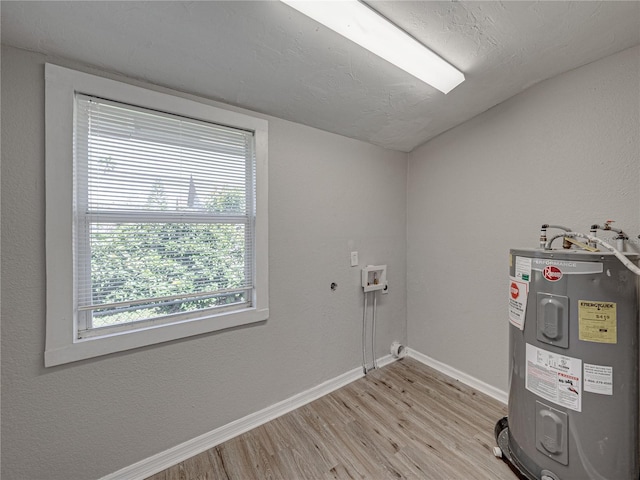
{"left": 45, "top": 64, "right": 268, "bottom": 366}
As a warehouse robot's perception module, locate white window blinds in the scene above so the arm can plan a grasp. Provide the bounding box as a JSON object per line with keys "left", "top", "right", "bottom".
{"left": 74, "top": 94, "right": 256, "bottom": 337}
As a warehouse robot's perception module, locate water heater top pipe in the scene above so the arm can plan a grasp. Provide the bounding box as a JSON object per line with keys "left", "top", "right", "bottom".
{"left": 590, "top": 222, "right": 629, "bottom": 251}
{"left": 539, "top": 224, "right": 573, "bottom": 249}
{"left": 591, "top": 221, "right": 628, "bottom": 238}
{"left": 542, "top": 224, "right": 572, "bottom": 232}
{"left": 545, "top": 232, "right": 640, "bottom": 276}
{"left": 540, "top": 224, "right": 573, "bottom": 249}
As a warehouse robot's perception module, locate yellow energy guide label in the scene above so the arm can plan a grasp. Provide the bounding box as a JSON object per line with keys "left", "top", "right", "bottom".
{"left": 578, "top": 300, "right": 617, "bottom": 344}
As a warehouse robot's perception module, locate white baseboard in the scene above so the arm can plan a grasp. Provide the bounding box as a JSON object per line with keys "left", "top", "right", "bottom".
{"left": 407, "top": 348, "right": 508, "bottom": 405}
{"left": 375, "top": 353, "right": 397, "bottom": 369}
{"left": 102, "top": 355, "right": 397, "bottom": 480}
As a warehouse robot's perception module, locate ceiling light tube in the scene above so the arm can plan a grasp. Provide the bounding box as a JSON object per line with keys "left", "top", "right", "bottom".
{"left": 280, "top": 0, "right": 465, "bottom": 94}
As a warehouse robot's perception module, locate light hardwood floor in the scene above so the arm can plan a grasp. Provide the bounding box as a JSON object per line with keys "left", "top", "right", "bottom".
{"left": 146, "top": 358, "right": 515, "bottom": 479}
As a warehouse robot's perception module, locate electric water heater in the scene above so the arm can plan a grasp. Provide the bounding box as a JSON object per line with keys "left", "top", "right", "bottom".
{"left": 497, "top": 246, "right": 639, "bottom": 480}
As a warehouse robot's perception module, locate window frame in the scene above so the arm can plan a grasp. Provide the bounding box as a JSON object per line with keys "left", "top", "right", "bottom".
{"left": 44, "top": 64, "right": 269, "bottom": 367}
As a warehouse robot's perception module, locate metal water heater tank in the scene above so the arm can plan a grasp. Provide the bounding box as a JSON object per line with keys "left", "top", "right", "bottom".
{"left": 497, "top": 248, "right": 639, "bottom": 480}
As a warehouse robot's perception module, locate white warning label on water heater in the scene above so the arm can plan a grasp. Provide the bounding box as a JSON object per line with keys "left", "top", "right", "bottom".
{"left": 526, "top": 343, "right": 582, "bottom": 412}
{"left": 508, "top": 276, "right": 528, "bottom": 330}
{"left": 584, "top": 363, "right": 613, "bottom": 395}
{"left": 515, "top": 256, "right": 532, "bottom": 282}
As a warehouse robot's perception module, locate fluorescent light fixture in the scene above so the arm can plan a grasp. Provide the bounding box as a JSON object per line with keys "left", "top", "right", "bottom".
{"left": 280, "top": 0, "right": 465, "bottom": 94}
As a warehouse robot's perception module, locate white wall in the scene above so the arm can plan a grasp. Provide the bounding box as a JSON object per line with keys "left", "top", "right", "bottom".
{"left": 1, "top": 45, "right": 407, "bottom": 480}
{"left": 407, "top": 46, "right": 640, "bottom": 393}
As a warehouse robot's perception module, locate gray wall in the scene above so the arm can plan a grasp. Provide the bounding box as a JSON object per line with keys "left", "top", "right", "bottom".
{"left": 407, "top": 45, "right": 640, "bottom": 393}
{"left": 1, "top": 45, "right": 407, "bottom": 480}
{"left": 4, "top": 38, "right": 639, "bottom": 480}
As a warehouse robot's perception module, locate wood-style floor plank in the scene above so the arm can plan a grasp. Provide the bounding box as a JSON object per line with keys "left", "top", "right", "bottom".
{"left": 146, "top": 358, "right": 514, "bottom": 480}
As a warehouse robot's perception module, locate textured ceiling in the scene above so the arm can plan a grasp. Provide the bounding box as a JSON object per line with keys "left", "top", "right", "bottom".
{"left": 2, "top": 1, "right": 640, "bottom": 152}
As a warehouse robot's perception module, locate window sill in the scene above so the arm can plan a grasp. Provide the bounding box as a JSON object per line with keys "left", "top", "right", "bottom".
{"left": 45, "top": 306, "right": 269, "bottom": 367}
